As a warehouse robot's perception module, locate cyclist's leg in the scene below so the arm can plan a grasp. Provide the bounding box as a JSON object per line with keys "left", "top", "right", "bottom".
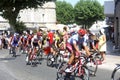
{"left": 68, "top": 52, "right": 75, "bottom": 65}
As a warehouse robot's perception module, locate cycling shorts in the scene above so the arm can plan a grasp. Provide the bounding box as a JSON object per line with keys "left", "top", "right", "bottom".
{"left": 11, "top": 43, "right": 18, "bottom": 47}
{"left": 66, "top": 42, "right": 80, "bottom": 57}
{"left": 33, "top": 42, "right": 39, "bottom": 47}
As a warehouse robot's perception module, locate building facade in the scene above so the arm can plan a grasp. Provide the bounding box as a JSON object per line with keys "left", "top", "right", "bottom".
{"left": 0, "top": 1, "right": 56, "bottom": 30}
{"left": 104, "top": 0, "right": 114, "bottom": 25}
{"left": 19, "top": 1, "right": 56, "bottom": 30}
{"left": 114, "top": 0, "right": 120, "bottom": 49}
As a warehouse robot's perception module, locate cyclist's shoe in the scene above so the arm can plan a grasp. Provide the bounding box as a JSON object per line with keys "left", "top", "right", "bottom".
{"left": 12, "top": 54, "right": 16, "bottom": 57}
{"left": 65, "top": 67, "right": 72, "bottom": 73}
{"left": 86, "top": 55, "right": 93, "bottom": 62}
{"left": 26, "top": 62, "right": 31, "bottom": 65}
{"left": 86, "top": 57, "right": 91, "bottom": 62}
{"left": 20, "top": 50, "right": 23, "bottom": 54}
{"left": 65, "top": 65, "right": 73, "bottom": 73}
{"left": 51, "top": 57, "right": 54, "bottom": 61}
{"left": 90, "top": 72, "right": 96, "bottom": 77}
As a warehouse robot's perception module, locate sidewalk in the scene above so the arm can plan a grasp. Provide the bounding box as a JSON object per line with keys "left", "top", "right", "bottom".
{"left": 98, "top": 40, "right": 120, "bottom": 70}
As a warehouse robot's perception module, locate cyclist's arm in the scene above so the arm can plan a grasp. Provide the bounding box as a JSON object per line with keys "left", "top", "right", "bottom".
{"left": 54, "top": 39, "right": 58, "bottom": 48}
{"left": 91, "top": 40, "right": 97, "bottom": 51}
{"left": 38, "top": 40, "right": 41, "bottom": 48}
{"left": 31, "top": 38, "right": 34, "bottom": 48}
{"left": 83, "top": 45, "right": 90, "bottom": 57}
{"left": 83, "top": 39, "right": 91, "bottom": 57}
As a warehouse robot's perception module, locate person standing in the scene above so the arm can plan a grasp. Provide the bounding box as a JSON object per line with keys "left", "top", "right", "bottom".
{"left": 98, "top": 29, "right": 106, "bottom": 63}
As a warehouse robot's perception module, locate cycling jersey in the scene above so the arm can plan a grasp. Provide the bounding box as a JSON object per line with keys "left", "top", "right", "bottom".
{"left": 31, "top": 35, "right": 39, "bottom": 47}
{"left": 23, "top": 35, "right": 27, "bottom": 46}
{"left": 37, "top": 32, "right": 43, "bottom": 41}
{"left": 67, "top": 34, "right": 88, "bottom": 53}
{"left": 47, "top": 31, "right": 54, "bottom": 45}
{"left": 11, "top": 36, "right": 19, "bottom": 47}
{"left": 27, "top": 34, "right": 33, "bottom": 45}
{"left": 67, "top": 34, "right": 79, "bottom": 45}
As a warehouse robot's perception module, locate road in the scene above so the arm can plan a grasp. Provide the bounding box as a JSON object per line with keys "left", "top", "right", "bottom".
{"left": 0, "top": 49, "right": 118, "bottom": 80}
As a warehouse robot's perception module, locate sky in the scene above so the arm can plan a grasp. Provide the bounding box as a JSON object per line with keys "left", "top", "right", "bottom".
{"left": 58, "top": 0, "right": 114, "bottom": 6}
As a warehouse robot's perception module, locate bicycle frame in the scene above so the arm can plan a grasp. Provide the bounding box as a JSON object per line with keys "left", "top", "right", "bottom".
{"left": 64, "top": 54, "right": 86, "bottom": 77}
{"left": 30, "top": 47, "right": 38, "bottom": 60}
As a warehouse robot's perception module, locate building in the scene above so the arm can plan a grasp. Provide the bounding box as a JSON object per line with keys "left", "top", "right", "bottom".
{"left": 104, "top": 0, "right": 114, "bottom": 25}
{"left": 114, "top": 0, "right": 120, "bottom": 49}
{"left": 105, "top": 0, "right": 120, "bottom": 49}
{"left": 0, "top": 13, "right": 9, "bottom": 31}
{"left": 0, "top": 1, "right": 56, "bottom": 31}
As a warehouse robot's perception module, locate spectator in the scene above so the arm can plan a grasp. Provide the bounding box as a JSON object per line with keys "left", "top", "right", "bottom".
{"left": 98, "top": 29, "right": 106, "bottom": 63}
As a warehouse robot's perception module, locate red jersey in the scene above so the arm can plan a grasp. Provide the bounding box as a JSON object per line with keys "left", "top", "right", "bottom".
{"left": 48, "top": 31, "right": 54, "bottom": 45}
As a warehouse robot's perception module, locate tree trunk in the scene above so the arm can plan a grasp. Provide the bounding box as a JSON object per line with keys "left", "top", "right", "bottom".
{"left": 9, "top": 17, "right": 16, "bottom": 33}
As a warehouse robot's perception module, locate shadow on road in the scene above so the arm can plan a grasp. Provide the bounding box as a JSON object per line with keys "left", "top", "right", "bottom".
{"left": 0, "top": 57, "right": 16, "bottom": 61}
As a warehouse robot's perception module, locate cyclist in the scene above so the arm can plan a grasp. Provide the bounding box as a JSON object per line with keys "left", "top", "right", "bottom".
{"left": 65, "top": 28, "right": 91, "bottom": 72}
{"left": 37, "top": 29, "right": 43, "bottom": 49}
{"left": 47, "top": 30, "right": 54, "bottom": 52}
{"left": 30, "top": 33, "right": 40, "bottom": 60}
{"left": 10, "top": 33, "right": 20, "bottom": 57}
{"left": 86, "top": 30, "right": 98, "bottom": 51}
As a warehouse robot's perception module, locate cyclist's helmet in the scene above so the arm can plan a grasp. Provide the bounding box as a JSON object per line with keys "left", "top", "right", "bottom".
{"left": 14, "top": 33, "right": 19, "bottom": 37}
{"left": 78, "top": 29, "right": 86, "bottom": 36}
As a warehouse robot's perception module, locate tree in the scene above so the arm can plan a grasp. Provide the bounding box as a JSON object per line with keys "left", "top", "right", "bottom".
{"left": 74, "top": 0, "right": 105, "bottom": 29}
{"left": 0, "top": 0, "right": 53, "bottom": 32}
{"left": 55, "top": 1, "right": 74, "bottom": 24}
{"left": 15, "top": 21, "right": 26, "bottom": 33}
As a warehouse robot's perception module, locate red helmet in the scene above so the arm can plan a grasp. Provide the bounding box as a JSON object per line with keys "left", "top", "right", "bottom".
{"left": 78, "top": 29, "right": 86, "bottom": 36}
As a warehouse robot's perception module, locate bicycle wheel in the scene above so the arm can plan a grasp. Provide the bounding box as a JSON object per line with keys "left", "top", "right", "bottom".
{"left": 86, "top": 56, "right": 98, "bottom": 77}
{"left": 94, "top": 51, "right": 103, "bottom": 64}
{"left": 26, "top": 54, "right": 31, "bottom": 65}
{"left": 111, "top": 65, "right": 120, "bottom": 80}
{"left": 36, "top": 49, "right": 43, "bottom": 64}
{"left": 12, "top": 47, "right": 16, "bottom": 57}
{"left": 74, "top": 66, "right": 89, "bottom": 80}
{"left": 57, "top": 62, "right": 68, "bottom": 80}
{"left": 47, "top": 53, "right": 54, "bottom": 66}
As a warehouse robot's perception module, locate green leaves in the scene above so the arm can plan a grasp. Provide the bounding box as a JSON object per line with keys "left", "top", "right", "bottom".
{"left": 55, "top": 0, "right": 104, "bottom": 28}
{"left": 74, "top": 0, "right": 105, "bottom": 28}
{"left": 56, "top": 1, "right": 74, "bottom": 24}
{"left": 0, "top": 0, "right": 53, "bottom": 32}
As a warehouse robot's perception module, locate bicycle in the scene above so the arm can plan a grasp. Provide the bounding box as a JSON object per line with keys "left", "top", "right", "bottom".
{"left": 46, "top": 48, "right": 59, "bottom": 68}
{"left": 9, "top": 45, "right": 17, "bottom": 57}
{"left": 57, "top": 52, "right": 90, "bottom": 80}
{"left": 47, "top": 48, "right": 71, "bottom": 69}
{"left": 36, "top": 48, "right": 43, "bottom": 64}
{"left": 26, "top": 47, "right": 41, "bottom": 66}
{"left": 58, "top": 49, "right": 71, "bottom": 62}
{"left": 111, "top": 64, "right": 120, "bottom": 80}
{"left": 86, "top": 50, "right": 101, "bottom": 76}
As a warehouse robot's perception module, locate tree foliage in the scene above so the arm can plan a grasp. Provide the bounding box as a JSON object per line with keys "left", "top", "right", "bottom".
{"left": 55, "top": 1, "right": 74, "bottom": 24}
{"left": 74, "top": 0, "right": 105, "bottom": 28}
{"left": 15, "top": 21, "right": 26, "bottom": 33}
{"left": 0, "top": 0, "right": 52, "bottom": 32}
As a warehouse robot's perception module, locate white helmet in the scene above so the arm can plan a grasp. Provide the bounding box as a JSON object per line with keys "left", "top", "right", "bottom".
{"left": 33, "top": 35, "right": 37, "bottom": 39}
